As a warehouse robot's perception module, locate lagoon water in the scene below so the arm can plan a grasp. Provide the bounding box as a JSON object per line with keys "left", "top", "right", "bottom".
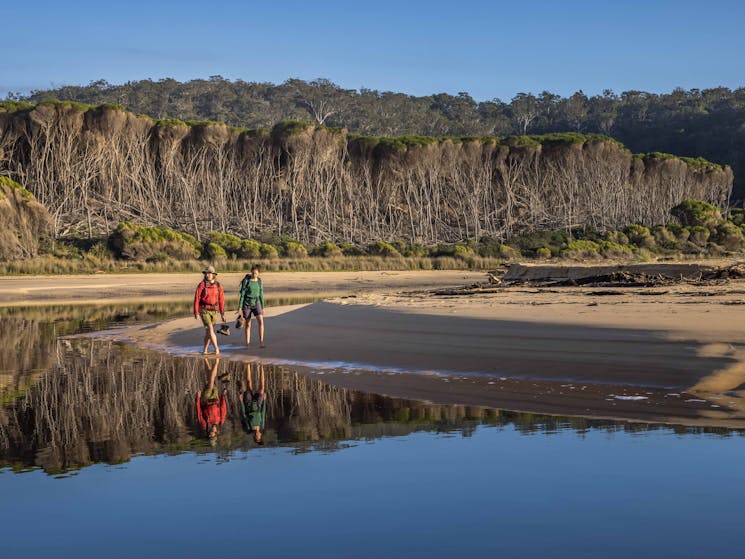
{"left": 1, "top": 305, "right": 743, "bottom": 558}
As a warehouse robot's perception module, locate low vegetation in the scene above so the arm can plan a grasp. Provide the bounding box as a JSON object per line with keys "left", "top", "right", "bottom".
{"left": 2, "top": 199, "right": 745, "bottom": 275}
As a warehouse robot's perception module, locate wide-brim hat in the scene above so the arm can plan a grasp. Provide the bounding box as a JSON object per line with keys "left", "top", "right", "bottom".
{"left": 202, "top": 265, "right": 217, "bottom": 275}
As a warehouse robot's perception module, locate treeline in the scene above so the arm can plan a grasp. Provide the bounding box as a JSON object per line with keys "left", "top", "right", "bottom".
{"left": 14, "top": 77, "right": 745, "bottom": 198}
{"left": 0, "top": 102, "right": 732, "bottom": 248}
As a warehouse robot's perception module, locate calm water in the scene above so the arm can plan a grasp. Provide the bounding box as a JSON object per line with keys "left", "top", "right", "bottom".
{"left": 0, "top": 304, "right": 743, "bottom": 558}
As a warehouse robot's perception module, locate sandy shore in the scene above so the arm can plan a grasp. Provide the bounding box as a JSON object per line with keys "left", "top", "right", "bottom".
{"left": 96, "top": 272, "right": 745, "bottom": 428}
{"left": 0, "top": 270, "right": 483, "bottom": 306}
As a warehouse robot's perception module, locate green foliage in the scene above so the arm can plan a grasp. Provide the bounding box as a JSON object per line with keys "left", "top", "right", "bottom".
{"left": 155, "top": 117, "right": 188, "bottom": 127}
{"left": 339, "top": 242, "right": 365, "bottom": 256}
{"left": 97, "top": 103, "right": 126, "bottom": 112}
{"left": 597, "top": 240, "right": 632, "bottom": 258}
{"left": 714, "top": 222, "right": 745, "bottom": 251}
{"left": 688, "top": 226, "right": 710, "bottom": 247}
{"left": 0, "top": 176, "right": 34, "bottom": 200}
{"left": 536, "top": 247, "right": 552, "bottom": 258}
{"left": 38, "top": 99, "right": 92, "bottom": 112}
{"left": 670, "top": 199, "right": 722, "bottom": 228}
{"left": 623, "top": 224, "right": 655, "bottom": 248}
{"left": 271, "top": 120, "right": 314, "bottom": 138}
{"left": 366, "top": 241, "right": 402, "bottom": 258}
{"left": 310, "top": 241, "right": 343, "bottom": 258}
{"left": 209, "top": 232, "right": 243, "bottom": 256}
{"left": 502, "top": 230, "right": 569, "bottom": 256}
{"left": 561, "top": 239, "right": 600, "bottom": 258}
{"left": 109, "top": 222, "right": 201, "bottom": 261}
{"left": 652, "top": 226, "right": 679, "bottom": 249}
{"left": 205, "top": 242, "right": 227, "bottom": 260}
{"left": 283, "top": 241, "right": 308, "bottom": 258}
{"left": 0, "top": 100, "right": 34, "bottom": 113}
{"left": 259, "top": 243, "right": 279, "bottom": 259}
{"left": 606, "top": 230, "right": 629, "bottom": 245}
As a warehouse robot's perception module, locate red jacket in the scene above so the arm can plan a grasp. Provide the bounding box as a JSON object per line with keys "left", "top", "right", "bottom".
{"left": 196, "top": 394, "right": 227, "bottom": 431}
{"left": 194, "top": 280, "right": 225, "bottom": 315}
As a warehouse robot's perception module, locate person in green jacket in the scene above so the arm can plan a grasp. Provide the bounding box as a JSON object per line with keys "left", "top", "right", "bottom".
{"left": 238, "top": 264, "right": 266, "bottom": 348}
{"left": 240, "top": 363, "right": 266, "bottom": 445}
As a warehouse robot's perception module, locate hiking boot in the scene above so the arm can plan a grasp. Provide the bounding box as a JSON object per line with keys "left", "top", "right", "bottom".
{"left": 217, "top": 324, "right": 231, "bottom": 336}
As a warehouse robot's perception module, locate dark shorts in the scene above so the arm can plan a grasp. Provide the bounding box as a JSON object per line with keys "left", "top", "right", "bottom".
{"left": 242, "top": 303, "right": 263, "bottom": 318}
{"left": 243, "top": 391, "right": 265, "bottom": 406}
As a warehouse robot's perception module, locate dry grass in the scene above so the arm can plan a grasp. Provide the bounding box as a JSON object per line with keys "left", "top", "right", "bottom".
{"left": 0, "top": 255, "right": 510, "bottom": 276}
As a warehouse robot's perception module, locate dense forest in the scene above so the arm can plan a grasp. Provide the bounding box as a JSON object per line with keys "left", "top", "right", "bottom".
{"left": 14, "top": 77, "right": 745, "bottom": 199}
{"left": 0, "top": 102, "right": 732, "bottom": 248}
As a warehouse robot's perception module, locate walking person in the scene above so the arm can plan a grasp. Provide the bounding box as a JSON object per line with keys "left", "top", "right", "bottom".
{"left": 196, "top": 357, "right": 227, "bottom": 442}
{"left": 194, "top": 265, "right": 226, "bottom": 355}
{"left": 240, "top": 363, "right": 266, "bottom": 445}
{"left": 238, "top": 264, "right": 266, "bottom": 348}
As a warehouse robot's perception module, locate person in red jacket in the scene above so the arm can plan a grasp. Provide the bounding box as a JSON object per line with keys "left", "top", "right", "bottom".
{"left": 194, "top": 266, "right": 226, "bottom": 355}
{"left": 196, "top": 357, "right": 227, "bottom": 441}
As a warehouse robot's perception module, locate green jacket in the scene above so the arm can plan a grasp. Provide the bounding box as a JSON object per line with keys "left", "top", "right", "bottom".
{"left": 238, "top": 276, "right": 265, "bottom": 309}
{"left": 240, "top": 396, "right": 266, "bottom": 430}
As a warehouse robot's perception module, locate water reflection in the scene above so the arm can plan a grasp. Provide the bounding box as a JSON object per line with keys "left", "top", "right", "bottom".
{"left": 196, "top": 358, "right": 227, "bottom": 442}
{"left": 240, "top": 363, "right": 266, "bottom": 445}
{"left": 1, "top": 336, "right": 741, "bottom": 476}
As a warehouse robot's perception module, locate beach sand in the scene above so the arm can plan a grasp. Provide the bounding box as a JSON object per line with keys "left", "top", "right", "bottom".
{"left": 92, "top": 270, "right": 745, "bottom": 428}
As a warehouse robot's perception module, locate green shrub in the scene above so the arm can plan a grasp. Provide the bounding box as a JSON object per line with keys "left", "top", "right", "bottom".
{"left": 714, "top": 222, "right": 745, "bottom": 251}
{"left": 598, "top": 240, "right": 633, "bottom": 258}
{"left": 209, "top": 232, "right": 243, "bottom": 257}
{"left": 283, "top": 241, "right": 308, "bottom": 258}
{"left": 730, "top": 208, "right": 745, "bottom": 226}
{"left": 688, "top": 226, "right": 710, "bottom": 247}
{"left": 561, "top": 239, "right": 600, "bottom": 259}
{"left": 500, "top": 230, "right": 568, "bottom": 256}
{"left": 536, "top": 247, "right": 552, "bottom": 259}
{"left": 109, "top": 222, "right": 200, "bottom": 260}
{"left": 606, "top": 230, "right": 629, "bottom": 245}
{"left": 339, "top": 242, "right": 365, "bottom": 256}
{"left": 310, "top": 241, "right": 343, "bottom": 258}
{"left": 238, "top": 239, "right": 262, "bottom": 259}
{"left": 205, "top": 242, "right": 227, "bottom": 259}
{"left": 652, "top": 226, "right": 678, "bottom": 249}
{"left": 670, "top": 199, "right": 722, "bottom": 228}
{"left": 623, "top": 224, "right": 655, "bottom": 248}
{"left": 259, "top": 243, "right": 279, "bottom": 259}
{"left": 452, "top": 245, "right": 474, "bottom": 260}
{"left": 367, "top": 241, "right": 402, "bottom": 258}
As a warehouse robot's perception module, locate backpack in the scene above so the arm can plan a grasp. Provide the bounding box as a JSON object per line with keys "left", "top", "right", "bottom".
{"left": 240, "top": 276, "right": 262, "bottom": 307}
{"left": 199, "top": 280, "right": 222, "bottom": 307}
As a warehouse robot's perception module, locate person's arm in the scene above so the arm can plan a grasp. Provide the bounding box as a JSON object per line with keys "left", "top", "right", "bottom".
{"left": 218, "top": 284, "right": 226, "bottom": 319}
{"left": 196, "top": 392, "right": 206, "bottom": 430}
{"left": 259, "top": 280, "right": 265, "bottom": 308}
{"left": 193, "top": 283, "right": 203, "bottom": 318}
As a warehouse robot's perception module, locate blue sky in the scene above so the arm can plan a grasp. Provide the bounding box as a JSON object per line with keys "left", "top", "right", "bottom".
{"left": 2, "top": 0, "right": 744, "bottom": 101}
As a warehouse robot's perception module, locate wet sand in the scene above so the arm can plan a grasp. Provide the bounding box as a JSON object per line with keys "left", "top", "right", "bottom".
{"left": 99, "top": 277, "right": 745, "bottom": 428}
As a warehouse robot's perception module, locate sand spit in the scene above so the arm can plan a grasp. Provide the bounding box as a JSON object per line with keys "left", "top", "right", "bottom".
{"left": 94, "top": 267, "right": 745, "bottom": 428}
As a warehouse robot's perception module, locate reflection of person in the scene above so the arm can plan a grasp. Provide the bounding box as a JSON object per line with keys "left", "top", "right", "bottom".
{"left": 194, "top": 266, "right": 226, "bottom": 355}
{"left": 240, "top": 363, "right": 266, "bottom": 445}
{"left": 196, "top": 358, "right": 227, "bottom": 440}
{"left": 238, "top": 265, "right": 266, "bottom": 348}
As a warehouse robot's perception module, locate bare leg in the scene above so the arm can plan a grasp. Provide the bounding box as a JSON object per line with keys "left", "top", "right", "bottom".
{"left": 245, "top": 316, "right": 252, "bottom": 346}
{"left": 259, "top": 364, "right": 265, "bottom": 395}
{"left": 208, "top": 358, "right": 219, "bottom": 390}
{"left": 246, "top": 363, "right": 253, "bottom": 393}
{"left": 207, "top": 323, "right": 219, "bottom": 354}
{"left": 257, "top": 315, "right": 265, "bottom": 347}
